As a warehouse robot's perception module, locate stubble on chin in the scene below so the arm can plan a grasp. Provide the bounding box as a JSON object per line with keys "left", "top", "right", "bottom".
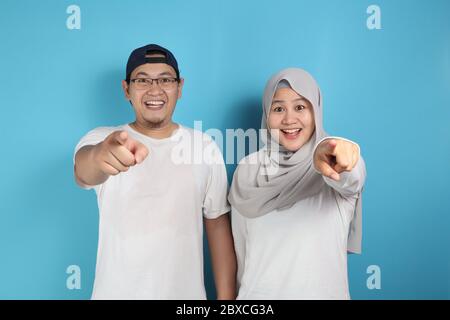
{"left": 143, "top": 119, "right": 165, "bottom": 129}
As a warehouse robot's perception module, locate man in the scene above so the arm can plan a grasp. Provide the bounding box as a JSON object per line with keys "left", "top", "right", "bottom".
{"left": 74, "top": 44, "right": 236, "bottom": 299}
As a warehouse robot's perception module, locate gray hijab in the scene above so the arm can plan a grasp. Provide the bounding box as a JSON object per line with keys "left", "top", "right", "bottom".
{"left": 228, "top": 68, "right": 363, "bottom": 254}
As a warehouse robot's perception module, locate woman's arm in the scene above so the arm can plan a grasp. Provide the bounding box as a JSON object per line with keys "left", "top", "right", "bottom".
{"left": 313, "top": 137, "right": 366, "bottom": 197}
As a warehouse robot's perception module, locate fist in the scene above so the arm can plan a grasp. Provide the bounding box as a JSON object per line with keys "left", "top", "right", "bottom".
{"left": 313, "top": 138, "right": 359, "bottom": 181}
{"left": 94, "top": 130, "right": 149, "bottom": 176}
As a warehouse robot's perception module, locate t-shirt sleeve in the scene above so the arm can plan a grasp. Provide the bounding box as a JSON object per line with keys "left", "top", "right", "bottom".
{"left": 202, "top": 139, "right": 231, "bottom": 219}
{"left": 73, "top": 126, "right": 116, "bottom": 191}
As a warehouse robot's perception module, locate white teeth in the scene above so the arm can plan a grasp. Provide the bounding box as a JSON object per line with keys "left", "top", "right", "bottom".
{"left": 145, "top": 100, "right": 164, "bottom": 105}
{"left": 282, "top": 129, "right": 301, "bottom": 134}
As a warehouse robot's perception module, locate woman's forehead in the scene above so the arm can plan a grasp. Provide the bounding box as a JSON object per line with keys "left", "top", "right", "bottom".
{"left": 272, "top": 87, "right": 307, "bottom": 103}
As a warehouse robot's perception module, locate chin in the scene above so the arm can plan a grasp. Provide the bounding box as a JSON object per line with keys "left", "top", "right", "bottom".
{"left": 281, "top": 140, "right": 307, "bottom": 152}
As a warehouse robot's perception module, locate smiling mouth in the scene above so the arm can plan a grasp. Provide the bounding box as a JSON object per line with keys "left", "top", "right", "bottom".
{"left": 280, "top": 128, "right": 302, "bottom": 139}
{"left": 144, "top": 100, "right": 166, "bottom": 110}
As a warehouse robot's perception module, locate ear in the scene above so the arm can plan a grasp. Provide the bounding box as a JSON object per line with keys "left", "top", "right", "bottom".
{"left": 122, "top": 80, "right": 131, "bottom": 100}
{"left": 177, "top": 78, "right": 184, "bottom": 99}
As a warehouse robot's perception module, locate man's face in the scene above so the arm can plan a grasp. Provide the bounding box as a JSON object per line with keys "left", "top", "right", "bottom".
{"left": 267, "top": 87, "right": 315, "bottom": 151}
{"left": 122, "top": 57, "right": 184, "bottom": 129}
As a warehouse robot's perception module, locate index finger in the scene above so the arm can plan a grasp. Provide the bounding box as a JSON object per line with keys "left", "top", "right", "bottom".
{"left": 114, "top": 131, "right": 128, "bottom": 145}
{"left": 324, "top": 139, "right": 338, "bottom": 155}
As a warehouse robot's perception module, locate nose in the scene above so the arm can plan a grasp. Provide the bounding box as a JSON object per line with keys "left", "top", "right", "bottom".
{"left": 281, "top": 108, "right": 297, "bottom": 125}
{"left": 146, "top": 81, "right": 164, "bottom": 95}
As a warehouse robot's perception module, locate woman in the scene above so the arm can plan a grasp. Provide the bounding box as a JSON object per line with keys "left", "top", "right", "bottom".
{"left": 228, "top": 68, "right": 366, "bottom": 300}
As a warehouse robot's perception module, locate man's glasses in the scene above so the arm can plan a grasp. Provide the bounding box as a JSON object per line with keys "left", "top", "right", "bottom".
{"left": 130, "top": 77, "right": 179, "bottom": 90}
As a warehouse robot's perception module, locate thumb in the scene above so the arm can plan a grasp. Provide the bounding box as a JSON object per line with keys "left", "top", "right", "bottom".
{"left": 316, "top": 159, "right": 340, "bottom": 181}
{"left": 131, "top": 141, "right": 149, "bottom": 164}
{"left": 334, "top": 163, "right": 346, "bottom": 173}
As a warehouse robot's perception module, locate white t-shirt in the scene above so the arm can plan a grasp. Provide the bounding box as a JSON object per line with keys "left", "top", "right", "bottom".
{"left": 74, "top": 124, "right": 230, "bottom": 299}
{"left": 232, "top": 145, "right": 366, "bottom": 300}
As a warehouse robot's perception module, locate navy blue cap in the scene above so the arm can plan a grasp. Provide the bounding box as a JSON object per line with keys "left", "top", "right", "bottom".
{"left": 125, "top": 44, "right": 180, "bottom": 82}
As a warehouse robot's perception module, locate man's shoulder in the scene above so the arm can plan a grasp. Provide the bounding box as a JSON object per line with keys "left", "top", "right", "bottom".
{"left": 85, "top": 124, "right": 126, "bottom": 136}
{"left": 237, "top": 149, "right": 264, "bottom": 166}
{"left": 180, "top": 126, "right": 218, "bottom": 145}
{"left": 76, "top": 124, "right": 126, "bottom": 148}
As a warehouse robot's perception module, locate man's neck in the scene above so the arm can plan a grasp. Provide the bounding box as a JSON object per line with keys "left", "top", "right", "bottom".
{"left": 129, "top": 121, "right": 179, "bottom": 139}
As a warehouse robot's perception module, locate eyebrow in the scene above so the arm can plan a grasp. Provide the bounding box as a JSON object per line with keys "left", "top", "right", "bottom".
{"left": 158, "top": 71, "right": 176, "bottom": 77}
{"left": 135, "top": 72, "right": 149, "bottom": 77}
{"left": 272, "top": 98, "right": 307, "bottom": 104}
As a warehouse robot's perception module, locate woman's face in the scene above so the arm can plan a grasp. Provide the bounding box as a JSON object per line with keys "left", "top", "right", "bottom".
{"left": 267, "top": 87, "right": 315, "bottom": 151}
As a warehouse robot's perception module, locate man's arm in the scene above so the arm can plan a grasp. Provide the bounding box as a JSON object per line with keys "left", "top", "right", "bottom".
{"left": 74, "top": 130, "right": 148, "bottom": 187}
{"left": 204, "top": 213, "right": 237, "bottom": 300}
{"left": 230, "top": 209, "right": 247, "bottom": 292}
{"left": 75, "top": 145, "right": 110, "bottom": 187}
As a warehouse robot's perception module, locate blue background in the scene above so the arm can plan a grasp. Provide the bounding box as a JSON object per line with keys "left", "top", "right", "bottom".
{"left": 0, "top": 0, "right": 448, "bottom": 299}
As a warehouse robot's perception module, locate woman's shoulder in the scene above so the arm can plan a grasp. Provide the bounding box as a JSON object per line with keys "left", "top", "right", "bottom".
{"left": 237, "top": 149, "right": 266, "bottom": 166}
